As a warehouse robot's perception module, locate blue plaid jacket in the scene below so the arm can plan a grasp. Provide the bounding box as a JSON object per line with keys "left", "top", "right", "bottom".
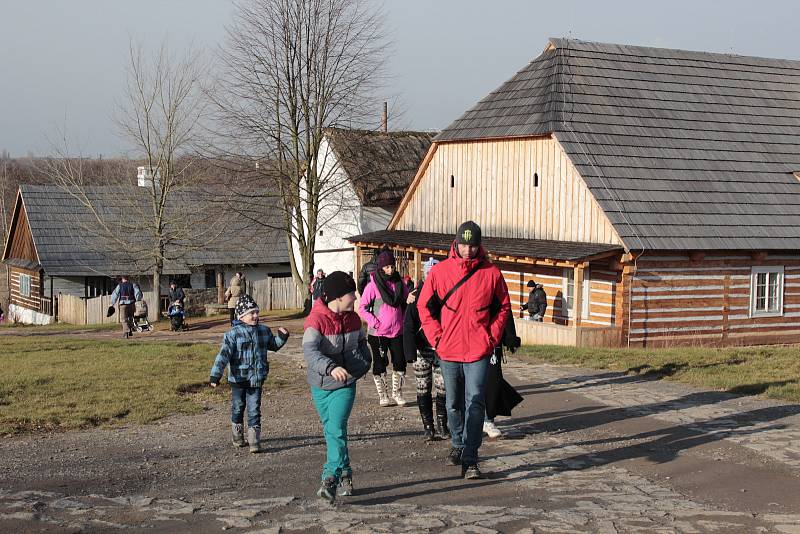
{"left": 209, "top": 323, "right": 288, "bottom": 387}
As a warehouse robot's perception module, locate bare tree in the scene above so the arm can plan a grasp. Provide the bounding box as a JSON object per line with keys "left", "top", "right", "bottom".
{"left": 212, "top": 0, "right": 389, "bottom": 295}
{"left": 0, "top": 155, "right": 11, "bottom": 308}
{"left": 43, "top": 41, "right": 221, "bottom": 319}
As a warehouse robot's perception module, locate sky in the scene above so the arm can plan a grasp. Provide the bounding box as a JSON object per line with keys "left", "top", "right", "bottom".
{"left": 1, "top": 0, "right": 799, "bottom": 157}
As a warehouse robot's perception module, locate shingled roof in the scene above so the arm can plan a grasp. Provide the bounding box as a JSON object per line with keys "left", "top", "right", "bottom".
{"left": 6, "top": 185, "right": 288, "bottom": 276}
{"left": 436, "top": 39, "right": 800, "bottom": 251}
{"left": 325, "top": 128, "right": 435, "bottom": 208}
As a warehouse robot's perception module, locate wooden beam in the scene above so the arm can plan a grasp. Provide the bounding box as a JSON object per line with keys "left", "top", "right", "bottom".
{"left": 751, "top": 251, "right": 768, "bottom": 262}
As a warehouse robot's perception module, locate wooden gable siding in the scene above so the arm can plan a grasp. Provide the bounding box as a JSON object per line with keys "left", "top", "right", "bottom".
{"left": 628, "top": 253, "right": 800, "bottom": 347}
{"left": 498, "top": 261, "right": 620, "bottom": 327}
{"left": 9, "top": 265, "right": 42, "bottom": 311}
{"left": 392, "top": 137, "right": 623, "bottom": 247}
{"left": 3, "top": 193, "right": 39, "bottom": 264}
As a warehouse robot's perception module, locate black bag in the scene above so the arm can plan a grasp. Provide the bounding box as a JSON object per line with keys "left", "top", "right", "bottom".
{"left": 426, "top": 265, "right": 481, "bottom": 321}
{"left": 106, "top": 306, "right": 115, "bottom": 318}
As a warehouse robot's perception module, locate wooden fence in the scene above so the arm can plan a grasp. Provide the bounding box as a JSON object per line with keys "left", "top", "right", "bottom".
{"left": 248, "top": 277, "right": 305, "bottom": 311}
{"left": 514, "top": 318, "right": 622, "bottom": 348}
{"left": 57, "top": 291, "right": 159, "bottom": 325}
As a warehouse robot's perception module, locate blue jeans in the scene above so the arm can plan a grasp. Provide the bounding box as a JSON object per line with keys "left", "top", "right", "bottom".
{"left": 311, "top": 384, "right": 356, "bottom": 482}
{"left": 439, "top": 356, "right": 490, "bottom": 465}
{"left": 230, "top": 385, "right": 262, "bottom": 428}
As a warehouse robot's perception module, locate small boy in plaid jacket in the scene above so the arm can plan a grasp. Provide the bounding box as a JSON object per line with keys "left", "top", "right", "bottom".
{"left": 209, "top": 294, "right": 289, "bottom": 452}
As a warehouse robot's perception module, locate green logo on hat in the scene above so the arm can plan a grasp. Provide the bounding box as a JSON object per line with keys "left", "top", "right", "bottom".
{"left": 462, "top": 229, "right": 472, "bottom": 243}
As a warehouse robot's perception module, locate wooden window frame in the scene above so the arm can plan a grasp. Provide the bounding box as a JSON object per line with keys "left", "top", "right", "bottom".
{"left": 749, "top": 266, "right": 784, "bottom": 318}
{"left": 19, "top": 273, "right": 32, "bottom": 298}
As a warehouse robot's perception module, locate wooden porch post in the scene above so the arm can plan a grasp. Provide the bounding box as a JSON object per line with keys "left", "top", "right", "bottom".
{"left": 354, "top": 245, "right": 363, "bottom": 279}
{"left": 216, "top": 270, "right": 225, "bottom": 304}
{"left": 574, "top": 264, "right": 585, "bottom": 327}
{"left": 414, "top": 250, "right": 422, "bottom": 284}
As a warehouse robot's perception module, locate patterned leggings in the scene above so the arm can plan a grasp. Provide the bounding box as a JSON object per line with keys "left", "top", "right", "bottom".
{"left": 413, "top": 351, "right": 446, "bottom": 397}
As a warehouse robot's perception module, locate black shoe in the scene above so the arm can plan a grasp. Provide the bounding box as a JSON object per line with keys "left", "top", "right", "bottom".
{"left": 423, "top": 424, "right": 439, "bottom": 441}
{"left": 316, "top": 476, "right": 337, "bottom": 503}
{"left": 462, "top": 463, "right": 483, "bottom": 480}
{"left": 446, "top": 447, "right": 463, "bottom": 466}
{"left": 434, "top": 396, "right": 451, "bottom": 439}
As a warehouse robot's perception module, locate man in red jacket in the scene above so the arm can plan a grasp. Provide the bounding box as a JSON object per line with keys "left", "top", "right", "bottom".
{"left": 417, "top": 221, "right": 511, "bottom": 479}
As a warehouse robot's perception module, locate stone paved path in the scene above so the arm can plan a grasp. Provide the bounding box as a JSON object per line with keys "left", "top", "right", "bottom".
{"left": 3, "top": 341, "right": 800, "bottom": 533}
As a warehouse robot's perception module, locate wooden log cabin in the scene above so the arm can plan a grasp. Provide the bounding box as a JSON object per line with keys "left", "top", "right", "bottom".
{"left": 2, "top": 185, "right": 292, "bottom": 324}
{"left": 350, "top": 39, "right": 800, "bottom": 348}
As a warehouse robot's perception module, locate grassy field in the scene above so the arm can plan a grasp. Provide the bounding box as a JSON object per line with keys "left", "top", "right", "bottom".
{"left": 0, "top": 336, "right": 299, "bottom": 435}
{"left": 516, "top": 344, "right": 800, "bottom": 403}
{"left": 0, "top": 321, "right": 120, "bottom": 332}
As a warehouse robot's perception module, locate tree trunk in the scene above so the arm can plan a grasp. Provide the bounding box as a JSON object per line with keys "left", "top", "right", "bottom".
{"left": 151, "top": 269, "right": 161, "bottom": 322}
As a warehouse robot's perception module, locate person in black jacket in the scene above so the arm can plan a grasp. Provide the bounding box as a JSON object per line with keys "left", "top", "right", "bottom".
{"left": 521, "top": 280, "right": 547, "bottom": 321}
{"left": 403, "top": 257, "right": 448, "bottom": 440}
{"left": 168, "top": 280, "right": 186, "bottom": 307}
{"left": 483, "top": 316, "right": 524, "bottom": 438}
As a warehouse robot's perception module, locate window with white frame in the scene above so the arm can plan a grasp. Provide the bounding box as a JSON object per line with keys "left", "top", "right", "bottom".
{"left": 562, "top": 268, "right": 574, "bottom": 317}
{"left": 750, "top": 266, "right": 784, "bottom": 317}
{"left": 19, "top": 273, "right": 31, "bottom": 298}
{"left": 562, "top": 269, "right": 593, "bottom": 320}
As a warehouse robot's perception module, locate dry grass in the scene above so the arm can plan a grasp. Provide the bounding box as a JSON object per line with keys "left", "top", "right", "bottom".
{"left": 0, "top": 336, "right": 296, "bottom": 435}
{"left": 516, "top": 344, "right": 800, "bottom": 402}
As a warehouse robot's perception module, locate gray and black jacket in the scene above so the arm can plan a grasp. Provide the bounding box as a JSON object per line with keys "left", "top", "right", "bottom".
{"left": 302, "top": 299, "right": 372, "bottom": 390}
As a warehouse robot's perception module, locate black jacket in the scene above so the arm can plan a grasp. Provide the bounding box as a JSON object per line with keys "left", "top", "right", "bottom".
{"left": 522, "top": 286, "right": 547, "bottom": 316}
{"left": 358, "top": 259, "right": 378, "bottom": 295}
{"left": 403, "top": 281, "right": 432, "bottom": 362}
{"left": 169, "top": 287, "right": 186, "bottom": 304}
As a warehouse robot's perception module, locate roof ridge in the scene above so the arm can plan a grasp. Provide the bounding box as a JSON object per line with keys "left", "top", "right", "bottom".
{"left": 548, "top": 37, "right": 800, "bottom": 67}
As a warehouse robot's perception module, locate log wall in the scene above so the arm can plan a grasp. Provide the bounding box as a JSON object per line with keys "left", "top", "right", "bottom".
{"left": 628, "top": 253, "right": 800, "bottom": 347}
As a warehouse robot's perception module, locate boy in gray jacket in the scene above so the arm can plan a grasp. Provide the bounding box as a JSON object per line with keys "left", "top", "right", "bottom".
{"left": 303, "top": 271, "right": 371, "bottom": 503}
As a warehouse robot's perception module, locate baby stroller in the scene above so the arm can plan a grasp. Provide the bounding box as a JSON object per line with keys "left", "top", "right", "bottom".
{"left": 133, "top": 300, "right": 153, "bottom": 332}
{"left": 168, "top": 301, "right": 188, "bottom": 331}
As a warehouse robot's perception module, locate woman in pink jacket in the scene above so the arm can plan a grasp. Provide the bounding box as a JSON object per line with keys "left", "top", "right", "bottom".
{"left": 359, "top": 250, "right": 410, "bottom": 407}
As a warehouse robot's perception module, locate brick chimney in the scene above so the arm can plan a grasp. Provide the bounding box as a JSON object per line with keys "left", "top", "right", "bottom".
{"left": 381, "top": 102, "right": 388, "bottom": 133}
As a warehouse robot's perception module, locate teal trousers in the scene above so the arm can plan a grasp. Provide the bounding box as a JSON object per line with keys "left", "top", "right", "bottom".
{"left": 311, "top": 384, "right": 356, "bottom": 482}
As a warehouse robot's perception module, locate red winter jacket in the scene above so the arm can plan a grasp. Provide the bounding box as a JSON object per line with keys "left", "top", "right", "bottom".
{"left": 417, "top": 242, "right": 511, "bottom": 363}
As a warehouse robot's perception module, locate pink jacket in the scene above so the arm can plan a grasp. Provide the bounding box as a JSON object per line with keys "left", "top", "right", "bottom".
{"left": 358, "top": 273, "right": 409, "bottom": 338}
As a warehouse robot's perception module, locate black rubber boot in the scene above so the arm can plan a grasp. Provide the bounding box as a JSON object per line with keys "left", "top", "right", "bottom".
{"left": 435, "top": 394, "right": 451, "bottom": 439}
{"left": 417, "top": 394, "right": 438, "bottom": 441}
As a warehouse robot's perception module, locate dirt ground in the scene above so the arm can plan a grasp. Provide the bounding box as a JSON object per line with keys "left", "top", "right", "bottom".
{"left": 3, "top": 321, "right": 800, "bottom": 533}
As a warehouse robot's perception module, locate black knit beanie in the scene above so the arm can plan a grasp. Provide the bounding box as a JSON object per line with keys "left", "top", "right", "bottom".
{"left": 235, "top": 294, "right": 259, "bottom": 318}
{"left": 455, "top": 220, "right": 482, "bottom": 246}
{"left": 322, "top": 271, "right": 357, "bottom": 302}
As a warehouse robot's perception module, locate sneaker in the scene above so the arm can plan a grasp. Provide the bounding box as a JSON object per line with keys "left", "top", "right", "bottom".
{"left": 483, "top": 420, "right": 502, "bottom": 439}
{"left": 446, "top": 447, "right": 463, "bottom": 466}
{"left": 462, "top": 463, "right": 484, "bottom": 480}
{"left": 316, "top": 476, "right": 337, "bottom": 503}
{"left": 338, "top": 474, "right": 353, "bottom": 496}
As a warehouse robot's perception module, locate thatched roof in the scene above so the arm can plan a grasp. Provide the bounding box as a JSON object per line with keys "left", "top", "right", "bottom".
{"left": 325, "top": 128, "right": 435, "bottom": 208}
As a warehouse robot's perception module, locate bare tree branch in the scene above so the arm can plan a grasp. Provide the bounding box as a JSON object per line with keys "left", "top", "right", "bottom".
{"left": 210, "top": 0, "right": 390, "bottom": 295}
